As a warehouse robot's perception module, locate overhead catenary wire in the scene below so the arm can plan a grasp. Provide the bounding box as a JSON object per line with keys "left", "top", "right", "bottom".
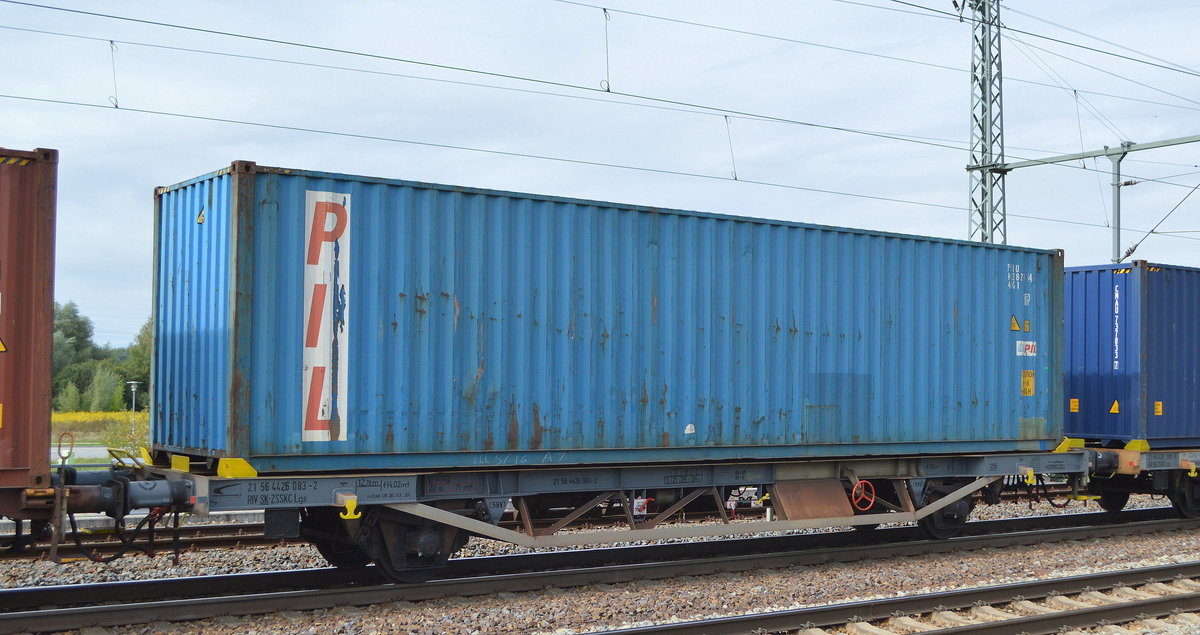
{"left": 0, "top": 23, "right": 1189, "bottom": 193}
{"left": 1122, "top": 181, "right": 1200, "bottom": 261}
{"left": 0, "top": 8, "right": 974, "bottom": 156}
{"left": 4, "top": 91, "right": 1199, "bottom": 245}
{"left": 1011, "top": 38, "right": 1200, "bottom": 110}
{"left": 2, "top": 4, "right": 1194, "bottom": 193}
{"left": 1004, "top": 32, "right": 1129, "bottom": 141}
{"left": 2, "top": 2, "right": 1195, "bottom": 165}
{"left": 0, "top": 93, "right": 958, "bottom": 209}
{"left": 10, "top": 20, "right": 1198, "bottom": 168}
{"left": 1003, "top": 4, "right": 1200, "bottom": 76}
{"left": 833, "top": 0, "right": 1200, "bottom": 108}
{"left": 7, "top": 1, "right": 1198, "bottom": 246}
{"left": 551, "top": 0, "right": 1200, "bottom": 113}
{"left": 876, "top": 0, "right": 1200, "bottom": 80}
{"left": 1074, "top": 93, "right": 1111, "bottom": 226}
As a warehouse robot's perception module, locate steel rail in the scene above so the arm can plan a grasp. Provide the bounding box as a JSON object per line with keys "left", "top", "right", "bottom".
{"left": 593, "top": 561, "right": 1200, "bottom": 634}
{"left": 0, "top": 508, "right": 1177, "bottom": 610}
{"left": 0, "top": 523, "right": 277, "bottom": 561}
{"left": 0, "top": 513, "right": 1195, "bottom": 633}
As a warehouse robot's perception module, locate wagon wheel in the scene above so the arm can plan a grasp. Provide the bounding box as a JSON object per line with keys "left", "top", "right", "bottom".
{"left": 356, "top": 507, "right": 466, "bottom": 583}
{"left": 313, "top": 536, "right": 373, "bottom": 569}
{"left": 1098, "top": 490, "right": 1130, "bottom": 514}
{"left": 300, "top": 507, "right": 371, "bottom": 569}
{"left": 1169, "top": 475, "right": 1200, "bottom": 519}
{"left": 917, "top": 482, "right": 975, "bottom": 540}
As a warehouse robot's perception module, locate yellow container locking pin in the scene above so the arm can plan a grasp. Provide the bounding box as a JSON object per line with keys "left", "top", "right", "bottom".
{"left": 1019, "top": 466, "right": 1036, "bottom": 486}
{"left": 337, "top": 493, "right": 362, "bottom": 520}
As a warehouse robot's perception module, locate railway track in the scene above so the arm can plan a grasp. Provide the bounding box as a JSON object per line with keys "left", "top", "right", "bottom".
{"left": 597, "top": 561, "right": 1200, "bottom": 634}
{"left": 0, "top": 522, "right": 277, "bottom": 561}
{"left": 0, "top": 510, "right": 1194, "bottom": 634}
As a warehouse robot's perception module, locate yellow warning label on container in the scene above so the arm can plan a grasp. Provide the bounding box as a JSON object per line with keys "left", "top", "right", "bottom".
{"left": 1010, "top": 316, "right": 1020, "bottom": 331}
{"left": 0, "top": 403, "right": 3, "bottom": 429}
{"left": 197, "top": 209, "right": 206, "bottom": 224}
{"left": 1110, "top": 400, "right": 1120, "bottom": 414}
{"left": 1155, "top": 401, "right": 1163, "bottom": 416}
{"left": 1021, "top": 370, "right": 1035, "bottom": 396}
{"left": 0, "top": 335, "right": 6, "bottom": 352}
{"left": 1023, "top": 320, "right": 1030, "bottom": 332}
{"left": 1069, "top": 398, "right": 1079, "bottom": 413}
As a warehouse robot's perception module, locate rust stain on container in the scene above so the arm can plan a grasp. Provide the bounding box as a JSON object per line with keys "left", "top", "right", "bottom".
{"left": 0, "top": 148, "right": 56, "bottom": 520}
{"left": 530, "top": 403, "right": 543, "bottom": 449}
{"left": 506, "top": 398, "right": 520, "bottom": 448}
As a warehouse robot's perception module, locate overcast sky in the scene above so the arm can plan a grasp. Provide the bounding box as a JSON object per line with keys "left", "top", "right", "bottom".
{"left": 3, "top": 1, "right": 1199, "bottom": 345}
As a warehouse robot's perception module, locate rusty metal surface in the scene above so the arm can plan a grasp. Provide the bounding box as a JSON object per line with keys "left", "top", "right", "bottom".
{"left": 769, "top": 480, "right": 854, "bottom": 520}
{"left": 153, "top": 163, "right": 1064, "bottom": 472}
{"left": 0, "top": 148, "right": 56, "bottom": 520}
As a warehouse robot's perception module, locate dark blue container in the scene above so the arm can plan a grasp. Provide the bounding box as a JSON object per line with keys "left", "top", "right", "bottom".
{"left": 1065, "top": 261, "right": 1200, "bottom": 448}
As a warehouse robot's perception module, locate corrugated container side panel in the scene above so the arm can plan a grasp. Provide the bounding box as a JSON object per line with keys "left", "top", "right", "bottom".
{"left": 1064, "top": 263, "right": 1200, "bottom": 447}
{"left": 152, "top": 174, "right": 232, "bottom": 454}
{"left": 0, "top": 148, "right": 55, "bottom": 497}
{"left": 153, "top": 165, "right": 1062, "bottom": 469}
{"left": 211, "top": 169, "right": 1063, "bottom": 467}
{"left": 1065, "top": 267, "right": 1130, "bottom": 441}
{"left": 1143, "top": 266, "right": 1200, "bottom": 445}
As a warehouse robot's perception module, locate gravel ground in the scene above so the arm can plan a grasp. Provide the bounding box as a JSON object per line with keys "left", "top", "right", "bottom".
{"left": 3, "top": 495, "right": 1193, "bottom": 634}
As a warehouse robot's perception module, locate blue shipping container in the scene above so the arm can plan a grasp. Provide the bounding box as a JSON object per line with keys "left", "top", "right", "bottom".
{"left": 1065, "top": 261, "right": 1200, "bottom": 448}
{"left": 152, "top": 162, "right": 1065, "bottom": 473}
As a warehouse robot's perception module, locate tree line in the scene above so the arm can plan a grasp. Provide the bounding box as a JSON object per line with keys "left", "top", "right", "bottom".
{"left": 53, "top": 302, "right": 150, "bottom": 412}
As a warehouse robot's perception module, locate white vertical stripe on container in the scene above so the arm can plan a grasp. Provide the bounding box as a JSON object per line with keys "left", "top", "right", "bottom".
{"left": 302, "top": 191, "right": 351, "bottom": 442}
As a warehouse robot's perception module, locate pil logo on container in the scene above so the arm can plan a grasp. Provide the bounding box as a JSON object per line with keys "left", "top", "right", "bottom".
{"left": 303, "top": 191, "right": 351, "bottom": 442}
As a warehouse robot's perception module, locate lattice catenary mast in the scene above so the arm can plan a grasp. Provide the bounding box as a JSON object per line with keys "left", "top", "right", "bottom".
{"left": 967, "top": 0, "right": 1006, "bottom": 244}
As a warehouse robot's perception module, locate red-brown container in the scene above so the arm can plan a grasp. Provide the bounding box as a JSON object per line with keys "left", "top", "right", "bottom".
{"left": 0, "top": 148, "right": 56, "bottom": 520}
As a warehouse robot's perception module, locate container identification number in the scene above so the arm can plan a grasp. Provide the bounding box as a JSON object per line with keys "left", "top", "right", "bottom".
{"left": 1006, "top": 263, "right": 1034, "bottom": 290}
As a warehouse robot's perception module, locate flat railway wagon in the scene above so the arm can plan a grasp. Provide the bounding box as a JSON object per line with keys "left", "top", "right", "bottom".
{"left": 1065, "top": 261, "right": 1200, "bottom": 515}
{"left": 146, "top": 161, "right": 1083, "bottom": 581}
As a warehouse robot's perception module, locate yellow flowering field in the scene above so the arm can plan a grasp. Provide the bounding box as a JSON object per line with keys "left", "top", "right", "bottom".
{"left": 51, "top": 411, "right": 149, "bottom": 450}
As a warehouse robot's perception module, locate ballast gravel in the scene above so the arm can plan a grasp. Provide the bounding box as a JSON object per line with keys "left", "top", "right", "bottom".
{"left": 2, "top": 495, "right": 1193, "bottom": 634}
